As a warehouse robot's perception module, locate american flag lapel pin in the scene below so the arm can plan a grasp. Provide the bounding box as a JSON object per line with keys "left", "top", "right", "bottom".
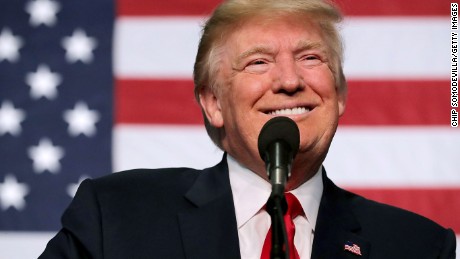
{"left": 344, "top": 241, "right": 362, "bottom": 256}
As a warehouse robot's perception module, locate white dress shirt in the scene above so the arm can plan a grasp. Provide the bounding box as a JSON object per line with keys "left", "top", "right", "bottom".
{"left": 227, "top": 155, "right": 323, "bottom": 259}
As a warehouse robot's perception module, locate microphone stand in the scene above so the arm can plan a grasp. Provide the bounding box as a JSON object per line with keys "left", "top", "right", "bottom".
{"left": 266, "top": 185, "right": 289, "bottom": 259}
{"left": 265, "top": 141, "right": 291, "bottom": 259}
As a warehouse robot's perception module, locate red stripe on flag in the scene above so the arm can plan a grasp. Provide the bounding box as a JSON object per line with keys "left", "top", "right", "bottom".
{"left": 117, "top": 0, "right": 452, "bottom": 16}
{"left": 334, "top": 0, "right": 451, "bottom": 16}
{"left": 117, "top": 0, "right": 220, "bottom": 16}
{"left": 340, "top": 80, "right": 450, "bottom": 125}
{"left": 115, "top": 79, "right": 202, "bottom": 124}
{"left": 115, "top": 79, "right": 449, "bottom": 125}
{"left": 348, "top": 188, "right": 460, "bottom": 233}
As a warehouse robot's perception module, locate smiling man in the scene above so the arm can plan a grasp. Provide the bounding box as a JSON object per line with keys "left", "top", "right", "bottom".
{"left": 198, "top": 10, "right": 345, "bottom": 192}
{"left": 40, "top": 0, "right": 456, "bottom": 258}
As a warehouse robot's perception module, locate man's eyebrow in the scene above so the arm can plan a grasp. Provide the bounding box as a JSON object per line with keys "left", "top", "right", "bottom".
{"left": 295, "top": 40, "right": 327, "bottom": 53}
{"left": 233, "top": 41, "right": 327, "bottom": 66}
{"left": 235, "top": 46, "right": 275, "bottom": 65}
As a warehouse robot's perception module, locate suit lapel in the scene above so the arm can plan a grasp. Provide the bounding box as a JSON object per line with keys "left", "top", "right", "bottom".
{"left": 178, "top": 156, "right": 241, "bottom": 259}
{"left": 311, "top": 169, "right": 370, "bottom": 259}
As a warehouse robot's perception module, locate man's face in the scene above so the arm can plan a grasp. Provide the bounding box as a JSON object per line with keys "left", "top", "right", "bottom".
{"left": 200, "top": 14, "right": 346, "bottom": 187}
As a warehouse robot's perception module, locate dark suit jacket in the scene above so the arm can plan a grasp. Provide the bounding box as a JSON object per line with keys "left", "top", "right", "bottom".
{"left": 39, "top": 157, "right": 456, "bottom": 259}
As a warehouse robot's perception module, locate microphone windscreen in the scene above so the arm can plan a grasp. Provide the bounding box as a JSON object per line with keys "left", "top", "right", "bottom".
{"left": 257, "top": 116, "right": 300, "bottom": 161}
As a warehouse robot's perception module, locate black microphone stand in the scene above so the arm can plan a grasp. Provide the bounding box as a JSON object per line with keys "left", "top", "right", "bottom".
{"left": 266, "top": 185, "right": 289, "bottom": 259}
{"left": 265, "top": 141, "right": 291, "bottom": 259}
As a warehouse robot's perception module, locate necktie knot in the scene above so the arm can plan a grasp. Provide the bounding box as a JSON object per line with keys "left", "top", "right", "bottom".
{"left": 285, "top": 192, "right": 303, "bottom": 220}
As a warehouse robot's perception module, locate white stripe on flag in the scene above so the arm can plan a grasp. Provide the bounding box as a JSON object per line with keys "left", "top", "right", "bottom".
{"left": 0, "top": 232, "right": 55, "bottom": 259}
{"left": 114, "top": 17, "right": 449, "bottom": 79}
{"left": 114, "top": 125, "right": 460, "bottom": 187}
{"left": 325, "top": 126, "right": 460, "bottom": 187}
{"left": 113, "top": 125, "right": 223, "bottom": 171}
{"left": 114, "top": 17, "right": 204, "bottom": 78}
{"left": 341, "top": 17, "right": 449, "bottom": 79}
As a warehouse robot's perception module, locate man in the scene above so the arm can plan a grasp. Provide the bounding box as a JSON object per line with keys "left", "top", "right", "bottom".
{"left": 40, "top": 0, "right": 456, "bottom": 258}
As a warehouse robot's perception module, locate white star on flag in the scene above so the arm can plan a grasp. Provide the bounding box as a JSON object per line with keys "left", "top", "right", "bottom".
{"left": 28, "top": 138, "right": 65, "bottom": 174}
{"left": 61, "top": 29, "right": 97, "bottom": 63}
{"left": 26, "top": 64, "right": 62, "bottom": 100}
{"left": 0, "top": 27, "right": 23, "bottom": 62}
{"left": 25, "top": 0, "right": 61, "bottom": 27}
{"left": 66, "top": 176, "right": 89, "bottom": 198}
{"left": 0, "top": 100, "right": 26, "bottom": 136}
{"left": 0, "top": 174, "right": 29, "bottom": 211}
{"left": 63, "top": 101, "right": 100, "bottom": 137}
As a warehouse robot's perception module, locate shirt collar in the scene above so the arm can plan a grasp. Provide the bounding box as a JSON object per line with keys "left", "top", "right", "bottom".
{"left": 290, "top": 165, "right": 323, "bottom": 231}
{"left": 227, "top": 155, "right": 323, "bottom": 231}
{"left": 227, "top": 155, "right": 271, "bottom": 229}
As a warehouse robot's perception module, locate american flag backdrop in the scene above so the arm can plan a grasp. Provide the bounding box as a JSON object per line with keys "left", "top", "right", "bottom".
{"left": 0, "top": 0, "right": 459, "bottom": 258}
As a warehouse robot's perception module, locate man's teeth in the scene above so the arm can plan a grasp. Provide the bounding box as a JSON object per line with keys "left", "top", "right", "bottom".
{"left": 269, "top": 107, "right": 310, "bottom": 115}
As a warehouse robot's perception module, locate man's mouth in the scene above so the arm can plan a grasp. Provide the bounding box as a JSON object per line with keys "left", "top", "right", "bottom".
{"left": 267, "top": 107, "right": 310, "bottom": 116}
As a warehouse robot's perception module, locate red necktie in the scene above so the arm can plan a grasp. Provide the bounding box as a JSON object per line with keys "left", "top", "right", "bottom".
{"left": 261, "top": 193, "right": 303, "bottom": 259}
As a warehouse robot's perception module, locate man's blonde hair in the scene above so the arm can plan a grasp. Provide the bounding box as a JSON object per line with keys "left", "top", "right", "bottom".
{"left": 193, "top": 0, "right": 346, "bottom": 149}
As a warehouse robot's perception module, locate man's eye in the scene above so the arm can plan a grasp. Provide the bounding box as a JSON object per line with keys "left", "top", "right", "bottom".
{"left": 245, "top": 60, "right": 269, "bottom": 73}
{"left": 249, "top": 60, "right": 267, "bottom": 65}
{"left": 305, "top": 55, "right": 318, "bottom": 60}
{"left": 300, "top": 55, "right": 322, "bottom": 67}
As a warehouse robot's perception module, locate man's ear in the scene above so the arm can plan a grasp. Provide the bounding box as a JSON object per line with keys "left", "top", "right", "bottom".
{"left": 337, "top": 88, "right": 347, "bottom": 117}
{"left": 199, "top": 87, "right": 224, "bottom": 127}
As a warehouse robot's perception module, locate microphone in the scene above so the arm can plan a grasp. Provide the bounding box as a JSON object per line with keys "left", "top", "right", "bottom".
{"left": 257, "top": 116, "right": 300, "bottom": 259}
{"left": 258, "top": 116, "right": 300, "bottom": 192}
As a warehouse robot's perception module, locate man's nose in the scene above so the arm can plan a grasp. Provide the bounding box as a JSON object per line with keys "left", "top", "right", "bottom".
{"left": 272, "top": 59, "right": 304, "bottom": 94}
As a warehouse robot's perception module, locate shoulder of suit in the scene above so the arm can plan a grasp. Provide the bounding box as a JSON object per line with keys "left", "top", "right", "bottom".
{"left": 80, "top": 167, "right": 203, "bottom": 197}
{"left": 343, "top": 189, "right": 450, "bottom": 234}
{"left": 97, "top": 167, "right": 202, "bottom": 182}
